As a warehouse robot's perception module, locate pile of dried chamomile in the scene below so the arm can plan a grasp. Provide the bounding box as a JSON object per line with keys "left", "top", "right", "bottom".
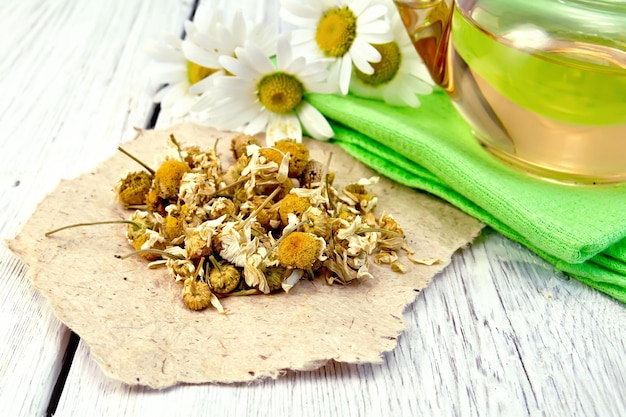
{"left": 114, "top": 134, "right": 414, "bottom": 312}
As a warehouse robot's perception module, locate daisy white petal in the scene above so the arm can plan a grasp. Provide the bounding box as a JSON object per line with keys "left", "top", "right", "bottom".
{"left": 188, "top": 71, "right": 224, "bottom": 95}
{"left": 348, "top": 4, "right": 434, "bottom": 107}
{"left": 266, "top": 113, "right": 302, "bottom": 145}
{"left": 339, "top": 54, "right": 354, "bottom": 94}
{"left": 296, "top": 101, "right": 334, "bottom": 141}
{"left": 218, "top": 55, "right": 259, "bottom": 80}
{"left": 244, "top": 111, "right": 271, "bottom": 136}
{"left": 356, "top": 3, "right": 388, "bottom": 23}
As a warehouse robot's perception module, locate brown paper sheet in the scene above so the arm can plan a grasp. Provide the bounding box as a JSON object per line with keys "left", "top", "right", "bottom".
{"left": 8, "top": 123, "right": 483, "bottom": 388}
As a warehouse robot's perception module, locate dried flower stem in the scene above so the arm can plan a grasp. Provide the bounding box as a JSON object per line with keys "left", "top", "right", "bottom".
{"left": 117, "top": 146, "right": 155, "bottom": 176}
{"left": 206, "top": 175, "right": 251, "bottom": 200}
{"left": 325, "top": 152, "right": 335, "bottom": 212}
{"left": 45, "top": 220, "right": 141, "bottom": 237}
{"left": 119, "top": 248, "right": 184, "bottom": 261}
{"left": 242, "top": 186, "right": 281, "bottom": 228}
{"left": 217, "top": 288, "right": 261, "bottom": 298}
{"left": 357, "top": 227, "right": 404, "bottom": 238}
{"left": 208, "top": 255, "right": 222, "bottom": 272}
{"left": 194, "top": 256, "right": 205, "bottom": 280}
{"left": 169, "top": 134, "right": 184, "bottom": 161}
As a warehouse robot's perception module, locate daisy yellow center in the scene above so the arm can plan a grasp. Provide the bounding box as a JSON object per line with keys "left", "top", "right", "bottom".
{"left": 355, "top": 42, "right": 402, "bottom": 86}
{"left": 257, "top": 72, "right": 304, "bottom": 113}
{"left": 315, "top": 7, "right": 357, "bottom": 58}
{"left": 187, "top": 61, "right": 217, "bottom": 85}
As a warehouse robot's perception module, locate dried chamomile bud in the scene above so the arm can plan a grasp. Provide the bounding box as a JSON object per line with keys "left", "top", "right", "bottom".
{"left": 182, "top": 278, "right": 213, "bottom": 311}
{"left": 278, "top": 231, "right": 325, "bottom": 270}
{"left": 146, "top": 188, "right": 167, "bottom": 216}
{"left": 342, "top": 183, "right": 377, "bottom": 211}
{"left": 131, "top": 230, "right": 165, "bottom": 261}
{"left": 231, "top": 133, "right": 259, "bottom": 159}
{"left": 207, "top": 260, "right": 241, "bottom": 294}
{"left": 117, "top": 171, "right": 152, "bottom": 206}
{"left": 258, "top": 147, "right": 285, "bottom": 166}
{"left": 273, "top": 139, "right": 309, "bottom": 178}
{"left": 299, "top": 159, "right": 324, "bottom": 188}
{"left": 154, "top": 159, "right": 190, "bottom": 199}
{"left": 126, "top": 211, "right": 156, "bottom": 241}
{"left": 264, "top": 266, "right": 286, "bottom": 292}
{"left": 207, "top": 197, "right": 238, "bottom": 220}
{"left": 279, "top": 193, "right": 311, "bottom": 225}
{"left": 162, "top": 212, "right": 184, "bottom": 242}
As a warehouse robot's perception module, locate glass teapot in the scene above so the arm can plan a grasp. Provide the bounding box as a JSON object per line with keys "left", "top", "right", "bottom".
{"left": 393, "top": 0, "right": 626, "bottom": 185}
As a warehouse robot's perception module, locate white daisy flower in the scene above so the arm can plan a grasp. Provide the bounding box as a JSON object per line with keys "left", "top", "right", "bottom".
{"left": 147, "top": 8, "right": 225, "bottom": 117}
{"left": 349, "top": 4, "right": 434, "bottom": 107}
{"left": 280, "top": 0, "right": 393, "bottom": 95}
{"left": 197, "top": 36, "right": 335, "bottom": 145}
{"left": 182, "top": 6, "right": 277, "bottom": 97}
{"left": 146, "top": 32, "right": 201, "bottom": 117}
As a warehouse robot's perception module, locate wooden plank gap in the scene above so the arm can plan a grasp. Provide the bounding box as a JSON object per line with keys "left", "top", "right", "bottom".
{"left": 45, "top": 331, "right": 80, "bottom": 417}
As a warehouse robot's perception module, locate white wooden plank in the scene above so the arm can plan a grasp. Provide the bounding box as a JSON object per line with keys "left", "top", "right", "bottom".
{"left": 0, "top": 1, "right": 195, "bottom": 416}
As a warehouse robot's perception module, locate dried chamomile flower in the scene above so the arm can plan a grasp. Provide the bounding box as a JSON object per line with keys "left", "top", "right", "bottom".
{"left": 182, "top": 277, "right": 213, "bottom": 311}
{"left": 108, "top": 135, "right": 416, "bottom": 313}
{"left": 165, "top": 248, "right": 196, "bottom": 282}
{"left": 240, "top": 195, "right": 280, "bottom": 230}
{"left": 217, "top": 220, "right": 258, "bottom": 267}
{"left": 131, "top": 229, "right": 165, "bottom": 261}
{"left": 273, "top": 139, "right": 310, "bottom": 178}
{"left": 184, "top": 215, "right": 226, "bottom": 260}
{"left": 336, "top": 216, "right": 379, "bottom": 256}
{"left": 177, "top": 145, "right": 221, "bottom": 178}
{"left": 243, "top": 251, "right": 272, "bottom": 294}
{"left": 279, "top": 193, "right": 311, "bottom": 225}
{"left": 178, "top": 172, "right": 217, "bottom": 207}
{"left": 125, "top": 211, "right": 164, "bottom": 260}
{"left": 241, "top": 145, "right": 290, "bottom": 197}
{"left": 154, "top": 159, "right": 191, "bottom": 199}
{"left": 231, "top": 133, "right": 259, "bottom": 160}
{"left": 207, "top": 258, "right": 241, "bottom": 294}
{"left": 301, "top": 206, "right": 332, "bottom": 239}
{"left": 277, "top": 232, "right": 326, "bottom": 270}
{"left": 206, "top": 197, "right": 238, "bottom": 220}
{"left": 126, "top": 210, "right": 157, "bottom": 241}
{"left": 162, "top": 206, "right": 184, "bottom": 243}
{"left": 341, "top": 182, "right": 378, "bottom": 213}
{"left": 117, "top": 171, "right": 152, "bottom": 206}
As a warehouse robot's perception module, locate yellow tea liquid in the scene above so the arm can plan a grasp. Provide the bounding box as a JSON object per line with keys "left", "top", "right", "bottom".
{"left": 396, "top": 0, "right": 626, "bottom": 184}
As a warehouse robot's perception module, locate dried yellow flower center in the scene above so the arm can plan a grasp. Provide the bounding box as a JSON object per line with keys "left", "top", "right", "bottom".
{"left": 316, "top": 7, "right": 357, "bottom": 58}
{"left": 257, "top": 72, "right": 304, "bottom": 113}
{"left": 187, "top": 61, "right": 217, "bottom": 85}
{"left": 355, "top": 42, "right": 401, "bottom": 86}
{"left": 278, "top": 232, "right": 322, "bottom": 270}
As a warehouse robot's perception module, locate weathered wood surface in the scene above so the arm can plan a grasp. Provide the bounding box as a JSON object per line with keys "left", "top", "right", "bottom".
{"left": 0, "top": 0, "right": 624, "bottom": 416}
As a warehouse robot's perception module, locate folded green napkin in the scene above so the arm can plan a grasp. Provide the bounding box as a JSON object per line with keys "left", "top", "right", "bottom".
{"left": 307, "top": 90, "right": 626, "bottom": 304}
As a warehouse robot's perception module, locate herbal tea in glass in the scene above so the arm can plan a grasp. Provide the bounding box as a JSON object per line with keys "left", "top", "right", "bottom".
{"left": 394, "top": 0, "right": 626, "bottom": 185}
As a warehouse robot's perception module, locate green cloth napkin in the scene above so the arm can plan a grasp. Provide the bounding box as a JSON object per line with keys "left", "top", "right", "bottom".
{"left": 307, "top": 90, "right": 626, "bottom": 304}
